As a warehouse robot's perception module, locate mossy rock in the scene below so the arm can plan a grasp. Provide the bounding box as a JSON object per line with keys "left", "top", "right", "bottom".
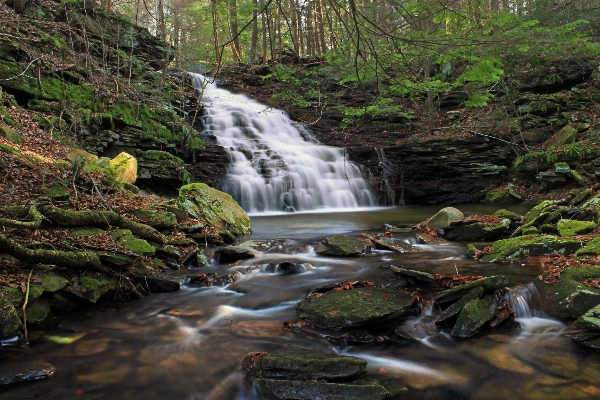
{"left": 493, "top": 209, "right": 522, "bottom": 221}
{"left": 445, "top": 219, "right": 511, "bottom": 242}
{"left": 316, "top": 235, "right": 371, "bottom": 256}
{"left": 435, "top": 287, "right": 485, "bottom": 325}
{"left": 534, "top": 266, "right": 600, "bottom": 319}
{"left": 63, "top": 273, "right": 118, "bottom": 303}
{"left": 111, "top": 229, "right": 155, "bottom": 256}
{"left": 575, "top": 237, "right": 600, "bottom": 257}
{"left": 25, "top": 298, "right": 51, "bottom": 324}
{"left": 130, "top": 210, "right": 177, "bottom": 229}
{"left": 69, "top": 227, "right": 105, "bottom": 237}
{"left": 109, "top": 152, "right": 137, "bottom": 184}
{"left": 480, "top": 235, "right": 584, "bottom": 262}
{"left": 556, "top": 219, "right": 596, "bottom": 236}
{"left": 554, "top": 162, "right": 571, "bottom": 174}
{"left": 0, "top": 125, "right": 23, "bottom": 144}
{"left": 433, "top": 276, "right": 509, "bottom": 305}
{"left": 67, "top": 149, "right": 98, "bottom": 163}
{"left": 42, "top": 183, "right": 70, "bottom": 200}
{"left": 570, "top": 170, "right": 589, "bottom": 186}
{"left": 178, "top": 183, "right": 251, "bottom": 236}
{"left": 296, "top": 286, "right": 416, "bottom": 329}
{"left": 451, "top": 297, "right": 495, "bottom": 337}
{"left": 484, "top": 189, "right": 514, "bottom": 205}
{"left": 0, "top": 294, "right": 22, "bottom": 339}
{"left": 576, "top": 304, "right": 600, "bottom": 330}
{"left": 556, "top": 125, "right": 579, "bottom": 145}
{"left": 0, "top": 271, "right": 67, "bottom": 306}
{"left": 254, "top": 379, "right": 390, "bottom": 400}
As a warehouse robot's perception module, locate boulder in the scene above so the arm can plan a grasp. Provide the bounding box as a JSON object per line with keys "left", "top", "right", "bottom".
{"left": 479, "top": 235, "right": 583, "bottom": 262}
{"left": 576, "top": 304, "right": 600, "bottom": 330}
{"left": 179, "top": 183, "right": 251, "bottom": 235}
{"left": 111, "top": 229, "right": 155, "bottom": 256}
{"left": 576, "top": 237, "right": 600, "bottom": 257}
{"left": 424, "top": 207, "right": 464, "bottom": 230}
{"left": 254, "top": 378, "right": 390, "bottom": 400}
{"left": 534, "top": 266, "right": 600, "bottom": 319}
{"left": 109, "top": 152, "right": 137, "bottom": 184}
{"left": 371, "top": 236, "right": 414, "bottom": 252}
{"left": 445, "top": 219, "right": 511, "bottom": 241}
{"left": 432, "top": 276, "right": 509, "bottom": 305}
{"left": 493, "top": 209, "right": 522, "bottom": 222}
{"left": 242, "top": 351, "right": 367, "bottom": 380}
{"left": 316, "top": 235, "right": 371, "bottom": 256}
{"left": 214, "top": 246, "right": 257, "bottom": 264}
{"left": 555, "top": 125, "right": 578, "bottom": 145}
{"left": 435, "top": 286, "right": 485, "bottom": 325}
{"left": 130, "top": 210, "right": 177, "bottom": 229}
{"left": 296, "top": 286, "right": 417, "bottom": 329}
{"left": 63, "top": 273, "right": 119, "bottom": 303}
{"left": 451, "top": 297, "right": 495, "bottom": 337}
{"left": 556, "top": 219, "right": 596, "bottom": 236}
{"left": 0, "top": 294, "right": 22, "bottom": 339}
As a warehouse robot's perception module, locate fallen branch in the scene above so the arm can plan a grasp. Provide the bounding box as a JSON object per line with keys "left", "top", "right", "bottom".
{"left": 0, "top": 205, "right": 43, "bottom": 229}
{"left": 22, "top": 268, "right": 34, "bottom": 342}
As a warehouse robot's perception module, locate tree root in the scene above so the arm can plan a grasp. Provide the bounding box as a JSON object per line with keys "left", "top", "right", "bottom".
{"left": 0, "top": 233, "right": 103, "bottom": 270}
{"left": 0, "top": 205, "right": 43, "bottom": 229}
{"left": 38, "top": 205, "right": 166, "bottom": 244}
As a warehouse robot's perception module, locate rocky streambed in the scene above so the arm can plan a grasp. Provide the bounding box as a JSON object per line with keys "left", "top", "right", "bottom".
{"left": 3, "top": 204, "right": 600, "bottom": 399}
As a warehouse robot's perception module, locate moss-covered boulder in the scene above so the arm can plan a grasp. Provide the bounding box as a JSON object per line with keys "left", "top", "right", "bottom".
{"left": 451, "top": 297, "right": 495, "bottom": 337}
{"left": 479, "top": 235, "right": 583, "bottom": 262}
{"left": 296, "top": 286, "right": 417, "bottom": 329}
{"left": 242, "top": 351, "right": 367, "bottom": 380}
{"left": 109, "top": 152, "right": 137, "bottom": 184}
{"left": 0, "top": 125, "right": 23, "bottom": 144}
{"left": 555, "top": 125, "right": 579, "bottom": 145}
{"left": 254, "top": 378, "right": 390, "bottom": 400}
{"left": 576, "top": 304, "right": 600, "bottom": 330}
{"left": 178, "top": 183, "right": 251, "bottom": 236}
{"left": 316, "top": 235, "right": 371, "bottom": 256}
{"left": 1, "top": 271, "right": 68, "bottom": 307}
{"left": 214, "top": 246, "right": 257, "bottom": 264}
{"left": 575, "top": 237, "right": 600, "bottom": 257}
{"left": 424, "top": 207, "right": 464, "bottom": 230}
{"left": 130, "top": 210, "right": 177, "bottom": 229}
{"left": 433, "top": 276, "right": 508, "bottom": 305}
{"left": 111, "top": 229, "right": 155, "bottom": 256}
{"left": 63, "top": 273, "right": 119, "bottom": 303}
{"left": 25, "top": 298, "right": 51, "bottom": 324}
{"left": 533, "top": 266, "right": 600, "bottom": 319}
{"left": 435, "top": 286, "right": 485, "bottom": 325}
{"left": 556, "top": 219, "right": 596, "bottom": 236}
{"left": 484, "top": 189, "right": 512, "bottom": 205}
{"left": 0, "top": 294, "right": 22, "bottom": 339}
{"left": 493, "top": 209, "right": 522, "bottom": 221}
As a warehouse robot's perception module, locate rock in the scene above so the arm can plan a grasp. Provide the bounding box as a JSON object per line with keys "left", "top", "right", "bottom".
{"left": 111, "top": 229, "right": 155, "bottom": 256}
{"left": 507, "top": 183, "right": 525, "bottom": 201}
{"left": 435, "top": 286, "right": 485, "bottom": 325}
{"left": 214, "top": 246, "right": 257, "bottom": 264}
{"left": 451, "top": 297, "right": 494, "bottom": 337}
{"left": 390, "top": 265, "right": 436, "bottom": 283}
{"left": 576, "top": 304, "right": 600, "bottom": 330}
{"left": 63, "top": 273, "right": 118, "bottom": 303}
{"left": 492, "top": 209, "right": 522, "bottom": 221}
{"left": 424, "top": 207, "right": 464, "bottom": 230}
{"left": 537, "top": 170, "right": 567, "bottom": 187}
{"left": 554, "top": 162, "right": 571, "bottom": 174}
{"left": 556, "top": 219, "right": 596, "bottom": 236}
{"left": 484, "top": 189, "right": 512, "bottom": 205}
{"left": 242, "top": 351, "right": 367, "bottom": 380}
{"left": 109, "top": 152, "right": 137, "bottom": 184}
{"left": 316, "top": 235, "right": 371, "bottom": 256}
{"left": 25, "top": 298, "right": 51, "bottom": 324}
{"left": 570, "top": 170, "right": 589, "bottom": 186}
{"left": 67, "top": 148, "right": 98, "bottom": 163}
{"left": 479, "top": 235, "right": 583, "bottom": 262}
{"left": 555, "top": 125, "right": 578, "bottom": 144}
{"left": 0, "top": 125, "right": 23, "bottom": 144}
{"left": 534, "top": 266, "right": 600, "bottom": 319}
{"left": 130, "top": 210, "right": 177, "bottom": 228}
{"left": 254, "top": 378, "right": 390, "bottom": 400}
{"left": 445, "top": 219, "right": 511, "bottom": 241}
{"left": 0, "top": 294, "right": 22, "bottom": 339}
{"left": 371, "top": 236, "right": 414, "bottom": 252}
{"left": 432, "top": 276, "right": 509, "bottom": 305}
{"left": 576, "top": 237, "right": 600, "bottom": 257}
{"left": 256, "top": 261, "right": 315, "bottom": 274}
{"left": 0, "top": 360, "right": 55, "bottom": 385}
{"left": 132, "top": 275, "right": 180, "bottom": 292}
{"left": 1, "top": 271, "right": 68, "bottom": 307}
{"left": 179, "top": 183, "right": 252, "bottom": 235}
{"left": 296, "top": 286, "right": 417, "bottom": 329}
{"left": 569, "top": 188, "right": 591, "bottom": 206}
{"left": 134, "top": 150, "right": 191, "bottom": 189}
{"left": 416, "top": 232, "right": 448, "bottom": 244}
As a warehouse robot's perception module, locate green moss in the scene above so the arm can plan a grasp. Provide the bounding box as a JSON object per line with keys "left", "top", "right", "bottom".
{"left": 25, "top": 299, "right": 50, "bottom": 324}
{"left": 556, "top": 219, "right": 596, "bottom": 236}
{"left": 575, "top": 237, "right": 600, "bottom": 257}
{"left": 80, "top": 275, "right": 114, "bottom": 291}
{"left": 0, "top": 143, "right": 17, "bottom": 154}
{"left": 70, "top": 227, "right": 105, "bottom": 237}
{"left": 111, "top": 229, "right": 155, "bottom": 256}
{"left": 484, "top": 189, "right": 510, "bottom": 204}
{"left": 43, "top": 182, "right": 70, "bottom": 199}
{"left": 480, "top": 234, "right": 584, "bottom": 262}
{"left": 0, "top": 125, "right": 24, "bottom": 144}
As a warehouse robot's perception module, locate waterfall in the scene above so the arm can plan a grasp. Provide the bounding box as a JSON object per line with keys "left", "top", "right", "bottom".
{"left": 189, "top": 73, "right": 376, "bottom": 213}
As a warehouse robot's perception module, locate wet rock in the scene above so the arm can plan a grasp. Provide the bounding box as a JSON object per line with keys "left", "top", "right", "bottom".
{"left": 390, "top": 265, "right": 436, "bottom": 283}
{"left": 316, "top": 235, "right": 371, "bottom": 256}
{"left": 132, "top": 275, "right": 180, "bottom": 292}
{"left": 556, "top": 219, "right": 596, "bottom": 236}
{"left": 445, "top": 219, "right": 511, "bottom": 241}
{"left": 1, "top": 270, "right": 68, "bottom": 307}
{"left": 0, "top": 294, "right": 22, "bottom": 339}
{"left": 416, "top": 232, "right": 448, "bottom": 244}
{"left": 565, "top": 329, "right": 600, "bottom": 349}
{"left": 479, "top": 235, "right": 583, "bottom": 262}
{"left": 214, "top": 246, "right": 257, "bottom": 264}
{"left": 534, "top": 266, "right": 600, "bottom": 319}
{"left": 432, "top": 276, "right": 509, "bottom": 306}
{"left": 254, "top": 261, "right": 315, "bottom": 274}
{"left": 25, "top": 297, "right": 51, "bottom": 324}
{"left": 0, "top": 360, "right": 55, "bottom": 385}
{"left": 451, "top": 297, "right": 494, "bottom": 337}
{"left": 242, "top": 351, "right": 367, "bottom": 380}
{"left": 424, "top": 207, "right": 464, "bottom": 230}
{"left": 178, "top": 183, "right": 252, "bottom": 235}
{"left": 435, "top": 286, "right": 485, "bottom": 325}
{"left": 395, "top": 316, "right": 438, "bottom": 341}
{"left": 576, "top": 304, "right": 600, "bottom": 330}
{"left": 254, "top": 378, "right": 390, "bottom": 400}
{"left": 63, "top": 273, "right": 118, "bottom": 303}
{"left": 185, "top": 272, "right": 241, "bottom": 286}
{"left": 371, "top": 237, "right": 414, "bottom": 252}
{"left": 238, "top": 240, "right": 273, "bottom": 251}
{"left": 493, "top": 209, "right": 523, "bottom": 222}
{"left": 297, "top": 286, "right": 417, "bottom": 329}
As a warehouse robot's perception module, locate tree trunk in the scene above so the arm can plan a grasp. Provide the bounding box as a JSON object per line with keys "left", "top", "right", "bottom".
{"left": 261, "top": 0, "right": 268, "bottom": 63}
{"left": 156, "top": 0, "right": 166, "bottom": 41}
{"left": 228, "top": 0, "right": 242, "bottom": 62}
{"left": 315, "top": 0, "right": 327, "bottom": 54}
{"left": 250, "top": 0, "right": 259, "bottom": 62}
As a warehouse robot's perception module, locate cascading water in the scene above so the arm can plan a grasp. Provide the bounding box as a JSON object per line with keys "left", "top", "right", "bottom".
{"left": 189, "top": 73, "right": 376, "bottom": 213}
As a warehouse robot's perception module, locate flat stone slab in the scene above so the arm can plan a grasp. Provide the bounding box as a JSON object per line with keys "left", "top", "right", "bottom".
{"left": 432, "top": 276, "right": 509, "bottom": 305}
{"left": 297, "top": 286, "right": 417, "bottom": 328}
{"left": 390, "top": 265, "right": 435, "bottom": 283}
{"left": 451, "top": 297, "right": 495, "bottom": 337}
{"left": 242, "top": 351, "right": 367, "bottom": 380}
{"left": 435, "top": 286, "right": 484, "bottom": 325}
{"left": 214, "top": 246, "right": 257, "bottom": 264}
{"left": 0, "top": 360, "right": 55, "bottom": 385}
{"left": 316, "top": 235, "right": 371, "bottom": 256}
{"left": 372, "top": 237, "right": 414, "bottom": 252}
{"left": 254, "top": 378, "right": 390, "bottom": 400}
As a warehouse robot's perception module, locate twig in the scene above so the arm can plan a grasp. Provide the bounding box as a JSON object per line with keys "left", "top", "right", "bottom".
{"left": 22, "top": 268, "right": 34, "bottom": 343}
{"left": 0, "top": 57, "right": 41, "bottom": 81}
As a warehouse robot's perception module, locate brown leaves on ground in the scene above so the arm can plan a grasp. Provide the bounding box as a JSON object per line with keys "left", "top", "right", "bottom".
{"left": 464, "top": 215, "right": 504, "bottom": 224}
{"left": 435, "top": 274, "right": 484, "bottom": 288}
{"left": 580, "top": 278, "right": 600, "bottom": 290}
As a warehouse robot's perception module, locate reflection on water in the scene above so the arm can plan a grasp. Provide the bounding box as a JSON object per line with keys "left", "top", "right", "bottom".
{"left": 2, "top": 206, "right": 600, "bottom": 400}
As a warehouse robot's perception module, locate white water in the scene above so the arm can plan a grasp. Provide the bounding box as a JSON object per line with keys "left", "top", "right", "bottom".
{"left": 189, "top": 73, "right": 376, "bottom": 213}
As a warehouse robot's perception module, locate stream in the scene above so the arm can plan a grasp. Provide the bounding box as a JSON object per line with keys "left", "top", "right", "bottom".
{"left": 3, "top": 205, "right": 600, "bottom": 399}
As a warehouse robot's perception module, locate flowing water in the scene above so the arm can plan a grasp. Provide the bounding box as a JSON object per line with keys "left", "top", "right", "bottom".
{"left": 189, "top": 73, "right": 376, "bottom": 213}
{"left": 3, "top": 205, "right": 600, "bottom": 400}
